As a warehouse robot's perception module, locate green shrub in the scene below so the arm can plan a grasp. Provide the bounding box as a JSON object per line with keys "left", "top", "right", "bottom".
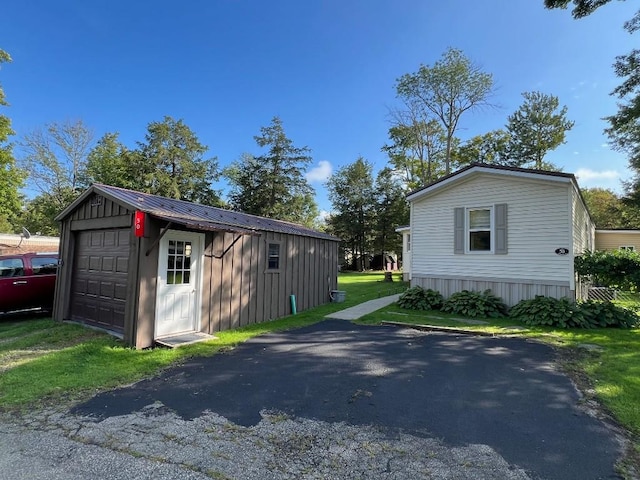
{"left": 397, "top": 286, "right": 444, "bottom": 311}
{"left": 509, "top": 296, "right": 640, "bottom": 329}
{"left": 441, "top": 289, "right": 507, "bottom": 318}
{"left": 575, "top": 250, "right": 640, "bottom": 290}
{"left": 509, "top": 296, "right": 582, "bottom": 327}
{"left": 579, "top": 300, "right": 639, "bottom": 329}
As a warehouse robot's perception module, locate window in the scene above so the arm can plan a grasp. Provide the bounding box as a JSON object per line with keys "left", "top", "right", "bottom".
{"left": 166, "top": 240, "right": 192, "bottom": 285}
{"left": 31, "top": 257, "right": 58, "bottom": 275}
{"left": 406, "top": 234, "right": 411, "bottom": 252}
{"left": 620, "top": 246, "right": 635, "bottom": 252}
{"left": 468, "top": 208, "right": 492, "bottom": 252}
{"left": 267, "top": 243, "right": 280, "bottom": 270}
{"left": 0, "top": 258, "right": 24, "bottom": 278}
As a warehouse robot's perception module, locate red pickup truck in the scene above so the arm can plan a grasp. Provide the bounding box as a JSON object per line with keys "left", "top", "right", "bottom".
{"left": 0, "top": 252, "right": 58, "bottom": 314}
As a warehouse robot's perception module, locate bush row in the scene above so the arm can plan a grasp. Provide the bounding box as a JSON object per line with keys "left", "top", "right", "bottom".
{"left": 397, "top": 286, "right": 638, "bottom": 329}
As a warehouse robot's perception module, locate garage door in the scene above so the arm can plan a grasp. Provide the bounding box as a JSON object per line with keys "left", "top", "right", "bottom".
{"left": 70, "top": 229, "right": 130, "bottom": 332}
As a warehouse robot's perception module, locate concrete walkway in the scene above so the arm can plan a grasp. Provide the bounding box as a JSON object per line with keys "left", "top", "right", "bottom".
{"left": 324, "top": 293, "right": 401, "bottom": 320}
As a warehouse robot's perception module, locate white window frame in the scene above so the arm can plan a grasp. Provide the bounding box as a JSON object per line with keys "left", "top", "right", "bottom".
{"left": 466, "top": 206, "right": 493, "bottom": 254}
{"left": 406, "top": 234, "right": 411, "bottom": 252}
{"left": 266, "top": 241, "right": 282, "bottom": 272}
{"left": 620, "top": 245, "right": 635, "bottom": 252}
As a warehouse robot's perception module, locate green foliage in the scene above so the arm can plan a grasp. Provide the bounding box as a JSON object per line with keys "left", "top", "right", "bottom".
{"left": 382, "top": 119, "right": 447, "bottom": 189}
{"left": 441, "top": 289, "right": 507, "bottom": 318}
{"left": 395, "top": 47, "right": 495, "bottom": 174}
{"left": 372, "top": 167, "right": 409, "bottom": 257}
{"left": 509, "top": 296, "right": 582, "bottom": 327}
{"left": 137, "top": 116, "right": 222, "bottom": 206}
{"left": 452, "top": 129, "right": 512, "bottom": 168}
{"left": 326, "top": 157, "right": 376, "bottom": 270}
{"left": 225, "top": 117, "right": 317, "bottom": 226}
{"left": 509, "top": 295, "right": 639, "bottom": 328}
{"left": 581, "top": 187, "right": 640, "bottom": 229}
{"left": 397, "top": 286, "right": 443, "bottom": 310}
{"left": 575, "top": 249, "right": 640, "bottom": 290}
{"left": 81, "top": 132, "right": 137, "bottom": 189}
{"left": 580, "top": 300, "right": 639, "bottom": 328}
{"left": 0, "top": 49, "right": 25, "bottom": 233}
{"left": 506, "top": 91, "right": 574, "bottom": 170}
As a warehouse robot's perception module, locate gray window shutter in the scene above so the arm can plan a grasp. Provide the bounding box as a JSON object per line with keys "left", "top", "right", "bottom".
{"left": 495, "top": 203, "right": 508, "bottom": 254}
{"left": 454, "top": 207, "right": 464, "bottom": 254}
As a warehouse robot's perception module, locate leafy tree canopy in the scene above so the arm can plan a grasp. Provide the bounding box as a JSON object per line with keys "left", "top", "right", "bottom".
{"left": 581, "top": 187, "right": 640, "bottom": 229}
{"left": 137, "top": 116, "right": 221, "bottom": 206}
{"left": 452, "top": 130, "right": 512, "bottom": 168}
{"left": 395, "top": 48, "right": 495, "bottom": 174}
{"left": 224, "top": 116, "right": 318, "bottom": 226}
{"left": 506, "top": 91, "right": 574, "bottom": 169}
{"left": 326, "top": 157, "right": 376, "bottom": 270}
{"left": 0, "top": 48, "right": 24, "bottom": 232}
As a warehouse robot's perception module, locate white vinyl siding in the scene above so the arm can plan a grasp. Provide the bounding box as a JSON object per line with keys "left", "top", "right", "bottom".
{"left": 411, "top": 174, "right": 572, "bottom": 283}
{"left": 571, "top": 188, "right": 595, "bottom": 255}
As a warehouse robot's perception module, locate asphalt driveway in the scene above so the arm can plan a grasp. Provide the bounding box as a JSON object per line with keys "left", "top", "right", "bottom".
{"left": 70, "top": 320, "right": 622, "bottom": 479}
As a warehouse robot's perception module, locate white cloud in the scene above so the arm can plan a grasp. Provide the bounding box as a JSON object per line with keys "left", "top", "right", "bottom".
{"left": 306, "top": 160, "right": 333, "bottom": 183}
{"left": 574, "top": 168, "right": 619, "bottom": 182}
{"left": 318, "top": 210, "right": 331, "bottom": 221}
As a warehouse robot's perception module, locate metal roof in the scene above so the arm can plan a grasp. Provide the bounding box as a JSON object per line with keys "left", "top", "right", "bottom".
{"left": 60, "top": 184, "right": 339, "bottom": 242}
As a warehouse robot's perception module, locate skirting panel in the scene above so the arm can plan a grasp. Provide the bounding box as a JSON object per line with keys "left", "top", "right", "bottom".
{"left": 412, "top": 276, "right": 573, "bottom": 306}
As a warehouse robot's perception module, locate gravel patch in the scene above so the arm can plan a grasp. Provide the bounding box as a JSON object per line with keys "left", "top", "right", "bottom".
{"left": 1, "top": 403, "right": 532, "bottom": 480}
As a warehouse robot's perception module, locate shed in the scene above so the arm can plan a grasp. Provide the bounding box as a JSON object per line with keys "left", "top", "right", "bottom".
{"left": 405, "top": 163, "right": 595, "bottom": 306}
{"left": 53, "top": 184, "right": 339, "bottom": 348}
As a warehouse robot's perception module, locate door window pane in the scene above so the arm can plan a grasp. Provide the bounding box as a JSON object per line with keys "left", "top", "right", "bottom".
{"left": 166, "top": 240, "right": 192, "bottom": 284}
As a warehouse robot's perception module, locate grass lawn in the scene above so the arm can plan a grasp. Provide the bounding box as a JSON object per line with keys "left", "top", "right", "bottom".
{"left": 0, "top": 271, "right": 405, "bottom": 410}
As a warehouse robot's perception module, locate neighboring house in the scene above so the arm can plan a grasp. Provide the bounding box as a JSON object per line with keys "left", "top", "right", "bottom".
{"left": 53, "top": 184, "right": 339, "bottom": 349}
{"left": 595, "top": 229, "right": 640, "bottom": 252}
{"left": 395, "top": 226, "right": 411, "bottom": 281}
{"left": 403, "top": 163, "right": 595, "bottom": 306}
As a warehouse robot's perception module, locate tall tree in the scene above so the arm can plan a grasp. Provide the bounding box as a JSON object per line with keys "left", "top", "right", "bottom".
{"left": 137, "top": 116, "right": 221, "bottom": 206}
{"left": 581, "top": 187, "right": 640, "bottom": 229}
{"left": 373, "top": 167, "right": 409, "bottom": 258}
{"left": 544, "top": 1, "right": 640, "bottom": 201}
{"left": 326, "top": 157, "right": 376, "bottom": 271}
{"left": 225, "top": 117, "right": 318, "bottom": 226}
{"left": 506, "top": 91, "right": 574, "bottom": 169}
{"left": 383, "top": 115, "right": 447, "bottom": 190}
{"left": 395, "top": 48, "right": 495, "bottom": 174}
{"left": 19, "top": 119, "right": 94, "bottom": 230}
{"left": 452, "top": 130, "right": 512, "bottom": 168}
{"left": 81, "top": 132, "right": 138, "bottom": 189}
{"left": 0, "top": 48, "right": 25, "bottom": 232}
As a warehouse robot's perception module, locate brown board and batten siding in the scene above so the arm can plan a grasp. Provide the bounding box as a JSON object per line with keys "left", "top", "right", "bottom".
{"left": 201, "top": 230, "right": 338, "bottom": 335}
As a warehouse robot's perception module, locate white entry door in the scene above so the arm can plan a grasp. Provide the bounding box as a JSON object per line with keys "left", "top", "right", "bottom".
{"left": 155, "top": 230, "right": 204, "bottom": 338}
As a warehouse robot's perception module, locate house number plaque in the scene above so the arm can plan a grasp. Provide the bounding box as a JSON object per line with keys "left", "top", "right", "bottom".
{"left": 555, "top": 248, "right": 569, "bottom": 255}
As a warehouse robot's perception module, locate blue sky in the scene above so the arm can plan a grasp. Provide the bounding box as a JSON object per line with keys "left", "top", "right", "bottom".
{"left": 2, "top": 0, "right": 637, "bottom": 214}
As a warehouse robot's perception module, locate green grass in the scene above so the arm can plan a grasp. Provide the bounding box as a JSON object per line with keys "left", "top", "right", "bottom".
{"left": 0, "top": 271, "right": 406, "bottom": 409}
